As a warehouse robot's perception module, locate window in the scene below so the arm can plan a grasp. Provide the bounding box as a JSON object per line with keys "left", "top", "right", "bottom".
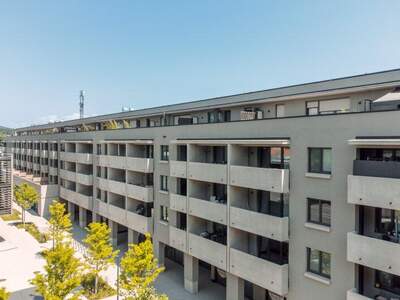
{"left": 160, "top": 205, "right": 169, "bottom": 222}
{"left": 376, "top": 270, "right": 400, "bottom": 294}
{"left": 160, "top": 175, "right": 168, "bottom": 192}
{"left": 307, "top": 198, "right": 331, "bottom": 226}
{"left": 307, "top": 248, "right": 331, "bottom": 278}
{"left": 276, "top": 104, "right": 285, "bottom": 118}
{"left": 308, "top": 148, "right": 332, "bottom": 174}
{"left": 160, "top": 145, "right": 169, "bottom": 161}
{"left": 306, "top": 101, "right": 319, "bottom": 116}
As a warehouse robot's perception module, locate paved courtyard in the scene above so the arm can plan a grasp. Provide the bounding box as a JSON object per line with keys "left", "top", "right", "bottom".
{"left": 0, "top": 206, "right": 226, "bottom": 300}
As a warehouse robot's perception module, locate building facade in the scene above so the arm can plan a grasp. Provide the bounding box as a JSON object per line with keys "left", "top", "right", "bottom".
{"left": 5, "top": 69, "right": 400, "bottom": 300}
{"left": 0, "top": 153, "right": 12, "bottom": 215}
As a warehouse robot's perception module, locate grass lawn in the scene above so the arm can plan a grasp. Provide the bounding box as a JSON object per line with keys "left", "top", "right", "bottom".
{"left": 81, "top": 273, "right": 116, "bottom": 300}
{"left": 0, "top": 209, "right": 21, "bottom": 221}
{"left": 16, "top": 222, "right": 49, "bottom": 243}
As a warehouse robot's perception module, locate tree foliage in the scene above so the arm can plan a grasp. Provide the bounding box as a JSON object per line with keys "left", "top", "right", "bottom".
{"left": 83, "top": 222, "right": 119, "bottom": 295}
{"left": 14, "top": 183, "right": 39, "bottom": 227}
{"left": 119, "top": 233, "right": 166, "bottom": 300}
{"left": 0, "top": 287, "right": 10, "bottom": 300}
{"left": 30, "top": 241, "right": 82, "bottom": 300}
{"left": 48, "top": 200, "right": 72, "bottom": 248}
{"left": 103, "top": 120, "right": 118, "bottom": 130}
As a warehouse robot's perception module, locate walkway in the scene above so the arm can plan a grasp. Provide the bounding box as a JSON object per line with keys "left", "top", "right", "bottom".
{"left": 3, "top": 206, "right": 226, "bottom": 299}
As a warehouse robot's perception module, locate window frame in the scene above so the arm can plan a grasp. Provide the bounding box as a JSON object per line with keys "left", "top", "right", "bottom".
{"left": 160, "top": 175, "right": 168, "bottom": 192}
{"left": 308, "top": 147, "right": 332, "bottom": 174}
{"left": 160, "top": 145, "right": 169, "bottom": 161}
{"left": 160, "top": 205, "right": 169, "bottom": 222}
{"left": 307, "top": 198, "right": 331, "bottom": 226}
{"left": 307, "top": 247, "right": 331, "bottom": 279}
{"left": 306, "top": 101, "right": 320, "bottom": 116}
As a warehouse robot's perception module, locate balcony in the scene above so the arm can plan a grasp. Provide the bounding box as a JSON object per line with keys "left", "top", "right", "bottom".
{"left": 94, "top": 199, "right": 109, "bottom": 218}
{"left": 76, "top": 173, "right": 93, "bottom": 185}
{"left": 169, "top": 226, "right": 187, "bottom": 252}
{"left": 60, "top": 152, "right": 93, "bottom": 164}
{"left": 126, "top": 184, "right": 153, "bottom": 202}
{"left": 60, "top": 169, "right": 76, "bottom": 182}
{"left": 354, "top": 160, "right": 400, "bottom": 179}
{"left": 170, "top": 161, "right": 187, "bottom": 178}
{"left": 188, "top": 233, "right": 227, "bottom": 270}
{"left": 188, "top": 162, "right": 227, "bottom": 184}
{"left": 97, "top": 155, "right": 153, "bottom": 173}
{"left": 40, "top": 165, "right": 49, "bottom": 173}
{"left": 346, "top": 289, "right": 373, "bottom": 300}
{"left": 347, "top": 232, "right": 400, "bottom": 276}
{"left": 230, "top": 165, "right": 289, "bottom": 193}
{"left": 126, "top": 211, "right": 153, "bottom": 234}
{"left": 229, "top": 248, "right": 288, "bottom": 296}
{"left": 41, "top": 150, "right": 48, "bottom": 157}
{"left": 348, "top": 175, "right": 400, "bottom": 210}
{"left": 60, "top": 187, "right": 92, "bottom": 210}
{"left": 108, "top": 180, "right": 126, "bottom": 196}
{"left": 49, "top": 167, "right": 58, "bottom": 176}
{"left": 33, "top": 163, "right": 40, "bottom": 171}
{"left": 49, "top": 150, "right": 58, "bottom": 159}
{"left": 33, "top": 150, "right": 40, "bottom": 156}
{"left": 170, "top": 193, "right": 187, "bottom": 213}
{"left": 108, "top": 204, "right": 127, "bottom": 225}
{"left": 188, "top": 197, "right": 227, "bottom": 224}
{"left": 126, "top": 157, "right": 153, "bottom": 173}
{"left": 230, "top": 207, "right": 289, "bottom": 242}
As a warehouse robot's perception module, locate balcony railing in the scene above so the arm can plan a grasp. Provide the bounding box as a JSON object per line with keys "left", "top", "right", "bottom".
{"left": 188, "top": 162, "right": 227, "bottom": 184}
{"left": 348, "top": 175, "right": 400, "bottom": 210}
{"left": 347, "top": 232, "right": 400, "bottom": 276}
{"left": 354, "top": 160, "right": 400, "bottom": 179}
{"left": 188, "top": 197, "right": 227, "bottom": 224}
{"left": 188, "top": 233, "right": 227, "bottom": 270}
{"left": 230, "top": 165, "right": 289, "bottom": 193}
{"left": 229, "top": 248, "right": 288, "bottom": 296}
{"left": 230, "top": 206, "right": 289, "bottom": 242}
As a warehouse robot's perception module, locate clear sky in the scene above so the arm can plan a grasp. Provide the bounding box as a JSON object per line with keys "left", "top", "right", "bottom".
{"left": 1, "top": 1, "right": 399, "bottom": 128}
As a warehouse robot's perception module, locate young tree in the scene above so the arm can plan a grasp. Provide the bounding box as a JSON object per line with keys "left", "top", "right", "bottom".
{"left": 30, "top": 241, "right": 82, "bottom": 300}
{"left": 83, "top": 222, "right": 119, "bottom": 295}
{"left": 48, "top": 200, "right": 72, "bottom": 248}
{"left": 14, "top": 183, "right": 39, "bottom": 227}
{"left": 0, "top": 287, "right": 10, "bottom": 300}
{"left": 119, "top": 233, "right": 166, "bottom": 300}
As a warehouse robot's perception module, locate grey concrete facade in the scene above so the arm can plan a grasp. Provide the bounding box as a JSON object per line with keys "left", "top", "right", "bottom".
{"left": 5, "top": 69, "right": 400, "bottom": 300}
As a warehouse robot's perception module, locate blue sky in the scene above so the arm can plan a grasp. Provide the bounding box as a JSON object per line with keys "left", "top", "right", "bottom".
{"left": 0, "top": 1, "right": 399, "bottom": 128}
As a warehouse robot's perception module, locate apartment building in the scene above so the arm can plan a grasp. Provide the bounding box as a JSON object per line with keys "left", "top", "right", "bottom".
{"left": 5, "top": 69, "right": 400, "bottom": 300}
{"left": 0, "top": 153, "right": 12, "bottom": 215}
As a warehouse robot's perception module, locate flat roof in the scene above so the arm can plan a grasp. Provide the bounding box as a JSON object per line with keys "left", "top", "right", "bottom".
{"left": 17, "top": 68, "right": 400, "bottom": 132}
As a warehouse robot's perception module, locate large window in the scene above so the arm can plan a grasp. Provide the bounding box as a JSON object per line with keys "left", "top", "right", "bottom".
{"left": 307, "top": 198, "right": 331, "bottom": 226}
{"left": 375, "top": 208, "right": 400, "bottom": 242}
{"left": 308, "top": 148, "right": 332, "bottom": 174}
{"left": 160, "top": 175, "right": 168, "bottom": 192}
{"left": 160, "top": 145, "right": 169, "bottom": 161}
{"left": 306, "top": 99, "right": 350, "bottom": 116}
{"left": 376, "top": 270, "right": 400, "bottom": 295}
{"left": 307, "top": 248, "right": 331, "bottom": 278}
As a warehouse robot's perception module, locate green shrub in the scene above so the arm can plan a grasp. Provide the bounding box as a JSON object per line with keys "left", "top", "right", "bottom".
{"left": 16, "top": 223, "right": 49, "bottom": 243}
{"left": 81, "top": 273, "right": 116, "bottom": 300}
{"left": 0, "top": 209, "right": 21, "bottom": 221}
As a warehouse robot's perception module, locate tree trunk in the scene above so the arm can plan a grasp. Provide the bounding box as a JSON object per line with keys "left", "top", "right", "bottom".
{"left": 95, "top": 274, "right": 98, "bottom": 295}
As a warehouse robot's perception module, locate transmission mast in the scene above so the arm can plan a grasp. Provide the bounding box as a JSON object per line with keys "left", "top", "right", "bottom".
{"left": 79, "top": 90, "right": 85, "bottom": 119}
